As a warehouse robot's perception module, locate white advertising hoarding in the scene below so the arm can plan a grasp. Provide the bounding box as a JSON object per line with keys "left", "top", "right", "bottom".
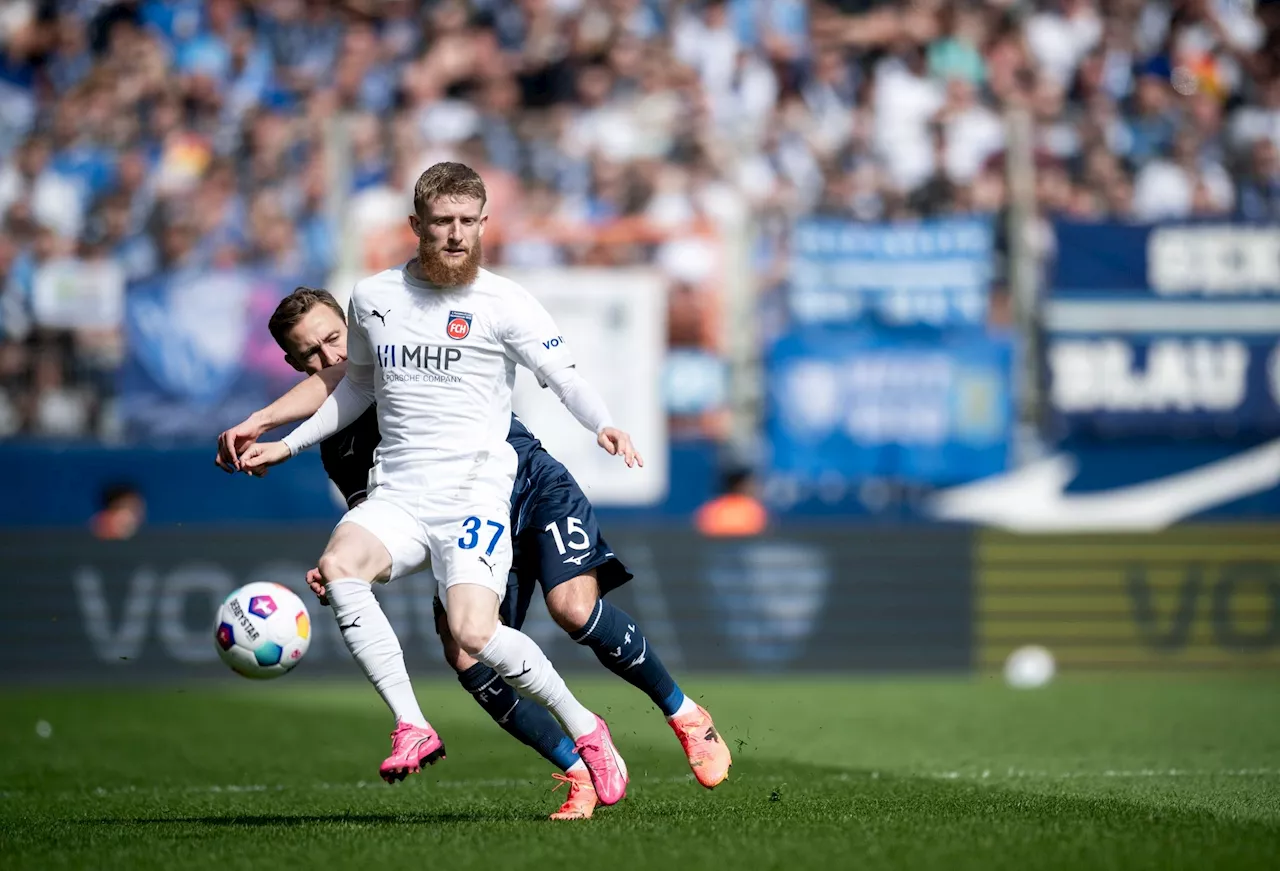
{"left": 498, "top": 267, "right": 668, "bottom": 507}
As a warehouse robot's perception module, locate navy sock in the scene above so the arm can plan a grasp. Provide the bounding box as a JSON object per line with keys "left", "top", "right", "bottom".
{"left": 570, "top": 600, "right": 685, "bottom": 717}
{"left": 457, "top": 662, "right": 579, "bottom": 771}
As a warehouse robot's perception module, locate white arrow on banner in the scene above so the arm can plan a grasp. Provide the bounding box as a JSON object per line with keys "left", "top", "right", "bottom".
{"left": 928, "top": 438, "right": 1280, "bottom": 532}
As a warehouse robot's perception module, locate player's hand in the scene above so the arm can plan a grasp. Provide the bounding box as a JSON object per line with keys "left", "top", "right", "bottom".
{"left": 598, "top": 427, "right": 644, "bottom": 469}
{"left": 306, "top": 568, "right": 328, "bottom": 606}
{"left": 239, "top": 441, "right": 292, "bottom": 474}
{"left": 215, "top": 414, "right": 268, "bottom": 473}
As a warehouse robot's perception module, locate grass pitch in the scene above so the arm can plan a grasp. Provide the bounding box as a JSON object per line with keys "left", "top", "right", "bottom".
{"left": 1, "top": 676, "right": 1278, "bottom": 870}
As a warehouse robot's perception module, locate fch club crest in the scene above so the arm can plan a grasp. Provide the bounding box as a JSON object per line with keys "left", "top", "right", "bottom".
{"left": 447, "top": 310, "right": 472, "bottom": 340}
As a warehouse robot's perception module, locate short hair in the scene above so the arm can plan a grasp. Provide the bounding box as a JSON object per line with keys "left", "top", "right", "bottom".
{"left": 100, "top": 482, "right": 142, "bottom": 511}
{"left": 413, "top": 162, "right": 487, "bottom": 217}
{"left": 268, "top": 286, "right": 346, "bottom": 351}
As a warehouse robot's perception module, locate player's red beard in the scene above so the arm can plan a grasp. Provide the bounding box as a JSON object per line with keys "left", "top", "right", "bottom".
{"left": 418, "top": 237, "right": 482, "bottom": 287}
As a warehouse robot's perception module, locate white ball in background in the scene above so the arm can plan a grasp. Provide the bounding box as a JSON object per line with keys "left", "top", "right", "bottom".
{"left": 1004, "top": 645, "right": 1057, "bottom": 689}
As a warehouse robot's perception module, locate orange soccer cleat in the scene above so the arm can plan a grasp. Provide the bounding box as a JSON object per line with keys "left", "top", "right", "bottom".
{"left": 549, "top": 769, "right": 599, "bottom": 820}
{"left": 669, "top": 704, "right": 732, "bottom": 789}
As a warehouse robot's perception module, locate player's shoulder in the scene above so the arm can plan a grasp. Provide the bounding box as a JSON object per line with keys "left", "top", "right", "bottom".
{"left": 351, "top": 267, "right": 408, "bottom": 303}
{"left": 474, "top": 268, "right": 537, "bottom": 305}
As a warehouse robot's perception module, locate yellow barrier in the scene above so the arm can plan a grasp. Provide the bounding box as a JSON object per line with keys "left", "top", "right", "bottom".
{"left": 976, "top": 526, "right": 1280, "bottom": 671}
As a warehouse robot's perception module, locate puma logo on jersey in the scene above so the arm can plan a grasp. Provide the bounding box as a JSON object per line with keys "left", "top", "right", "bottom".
{"left": 478, "top": 555, "right": 495, "bottom": 576}
{"left": 365, "top": 308, "right": 390, "bottom": 327}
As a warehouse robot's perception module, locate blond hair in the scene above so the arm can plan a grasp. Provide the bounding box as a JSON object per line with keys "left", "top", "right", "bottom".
{"left": 412, "top": 162, "right": 487, "bottom": 216}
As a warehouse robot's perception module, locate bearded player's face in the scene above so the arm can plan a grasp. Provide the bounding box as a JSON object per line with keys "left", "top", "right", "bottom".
{"left": 409, "top": 195, "right": 486, "bottom": 287}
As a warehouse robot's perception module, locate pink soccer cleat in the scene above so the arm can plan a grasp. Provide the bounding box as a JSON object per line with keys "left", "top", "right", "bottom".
{"left": 379, "top": 720, "right": 446, "bottom": 783}
{"left": 573, "top": 715, "right": 628, "bottom": 805}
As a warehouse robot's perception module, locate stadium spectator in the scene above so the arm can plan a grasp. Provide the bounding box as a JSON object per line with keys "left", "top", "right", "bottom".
{"left": 90, "top": 481, "right": 145, "bottom": 540}
{"left": 696, "top": 463, "right": 768, "bottom": 537}
{"left": 0, "top": 0, "right": 1275, "bottom": 442}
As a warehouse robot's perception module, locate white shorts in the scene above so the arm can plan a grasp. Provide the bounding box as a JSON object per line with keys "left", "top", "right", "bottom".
{"left": 338, "top": 483, "right": 513, "bottom": 608}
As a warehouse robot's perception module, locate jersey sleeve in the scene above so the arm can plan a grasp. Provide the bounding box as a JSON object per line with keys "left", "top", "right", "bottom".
{"left": 346, "top": 293, "right": 374, "bottom": 367}
{"left": 498, "top": 286, "right": 575, "bottom": 387}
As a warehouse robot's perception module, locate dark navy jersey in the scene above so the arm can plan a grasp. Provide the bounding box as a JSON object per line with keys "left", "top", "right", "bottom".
{"left": 320, "top": 410, "right": 544, "bottom": 526}
{"left": 319, "top": 407, "right": 381, "bottom": 509}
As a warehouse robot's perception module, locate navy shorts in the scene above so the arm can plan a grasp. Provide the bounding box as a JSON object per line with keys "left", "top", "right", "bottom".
{"left": 434, "top": 449, "right": 632, "bottom": 632}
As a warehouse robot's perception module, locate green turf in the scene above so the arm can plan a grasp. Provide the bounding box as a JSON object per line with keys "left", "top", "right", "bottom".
{"left": 2, "top": 676, "right": 1279, "bottom": 870}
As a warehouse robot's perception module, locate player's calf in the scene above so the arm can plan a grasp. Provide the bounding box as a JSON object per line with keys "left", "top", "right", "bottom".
{"left": 447, "top": 583, "right": 628, "bottom": 803}
{"left": 552, "top": 576, "right": 731, "bottom": 788}
{"left": 434, "top": 601, "right": 581, "bottom": 772}
{"left": 553, "top": 579, "right": 685, "bottom": 717}
{"left": 317, "top": 525, "right": 438, "bottom": 783}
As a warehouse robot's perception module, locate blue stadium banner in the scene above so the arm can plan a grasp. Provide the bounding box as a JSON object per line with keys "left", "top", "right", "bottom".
{"left": 118, "top": 268, "right": 305, "bottom": 441}
{"left": 766, "top": 329, "right": 1013, "bottom": 486}
{"left": 788, "top": 217, "right": 995, "bottom": 329}
{"left": 1045, "top": 222, "right": 1280, "bottom": 439}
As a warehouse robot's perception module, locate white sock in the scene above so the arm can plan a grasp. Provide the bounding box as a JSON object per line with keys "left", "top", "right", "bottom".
{"left": 477, "top": 625, "right": 598, "bottom": 739}
{"left": 326, "top": 578, "right": 427, "bottom": 727}
{"left": 667, "top": 696, "right": 698, "bottom": 722}
{"left": 567, "top": 758, "right": 588, "bottom": 775}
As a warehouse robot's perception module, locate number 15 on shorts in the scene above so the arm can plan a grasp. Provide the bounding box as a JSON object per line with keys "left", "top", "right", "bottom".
{"left": 458, "top": 516, "right": 505, "bottom": 556}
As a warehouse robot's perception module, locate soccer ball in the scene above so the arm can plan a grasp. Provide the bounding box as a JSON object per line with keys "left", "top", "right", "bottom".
{"left": 214, "top": 582, "right": 311, "bottom": 679}
{"left": 1003, "top": 644, "right": 1056, "bottom": 689}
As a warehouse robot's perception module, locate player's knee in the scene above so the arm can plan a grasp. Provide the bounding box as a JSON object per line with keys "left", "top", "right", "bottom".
{"left": 318, "top": 523, "right": 392, "bottom": 583}
{"left": 448, "top": 610, "right": 497, "bottom": 656}
{"left": 316, "top": 551, "right": 361, "bottom": 584}
{"left": 546, "top": 575, "right": 600, "bottom": 632}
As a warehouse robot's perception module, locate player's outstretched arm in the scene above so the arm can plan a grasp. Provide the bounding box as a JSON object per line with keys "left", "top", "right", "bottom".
{"left": 498, "top": 282, "right": 644, "bottom": 469}
{"left": 214, "top": 365, "right": 347, "bottom": 473}
{"left": 241, "top": 363, "right": 375, "bottom": 474}
{"left": 544, "top": 367, "right": 644, "bottom": 469}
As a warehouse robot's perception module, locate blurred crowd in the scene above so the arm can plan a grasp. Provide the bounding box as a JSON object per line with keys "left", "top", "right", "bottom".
{"left": 0, "top": 0, "right": 1278, "bottom": 440}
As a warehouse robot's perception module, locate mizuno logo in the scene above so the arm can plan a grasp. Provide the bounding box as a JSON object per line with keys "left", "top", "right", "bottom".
{"left": 626, "top": 639, "right": 647, "bottom": 669}
{"left": 563, "top": 550, "right": 594, "bottom": 566}
{"left": 339, "top": 617, "right": 362, "bottom": 632}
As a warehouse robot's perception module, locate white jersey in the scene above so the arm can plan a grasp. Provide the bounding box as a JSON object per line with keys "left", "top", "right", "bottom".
{"left": 346, "top": 264, "right": 574, "bottom": 494}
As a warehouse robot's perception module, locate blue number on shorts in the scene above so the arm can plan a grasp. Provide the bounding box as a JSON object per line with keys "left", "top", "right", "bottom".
{"left": 458, "top": 516, "right": 481, "bottom": 550}
{"left": 459, "top": 517, "right": 505, "bottom": 556}
{"left": 483, "top": 520, "right": 505, "bottom": 556}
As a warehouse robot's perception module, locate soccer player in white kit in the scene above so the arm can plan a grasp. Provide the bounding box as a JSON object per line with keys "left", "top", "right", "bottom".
{"left": 241, "top": 163, "right": 633, "bottom": 806}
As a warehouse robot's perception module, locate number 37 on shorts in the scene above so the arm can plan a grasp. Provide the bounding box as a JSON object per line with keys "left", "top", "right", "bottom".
{"left": 457, "top": 516, "right": 505, "bottom": 556}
